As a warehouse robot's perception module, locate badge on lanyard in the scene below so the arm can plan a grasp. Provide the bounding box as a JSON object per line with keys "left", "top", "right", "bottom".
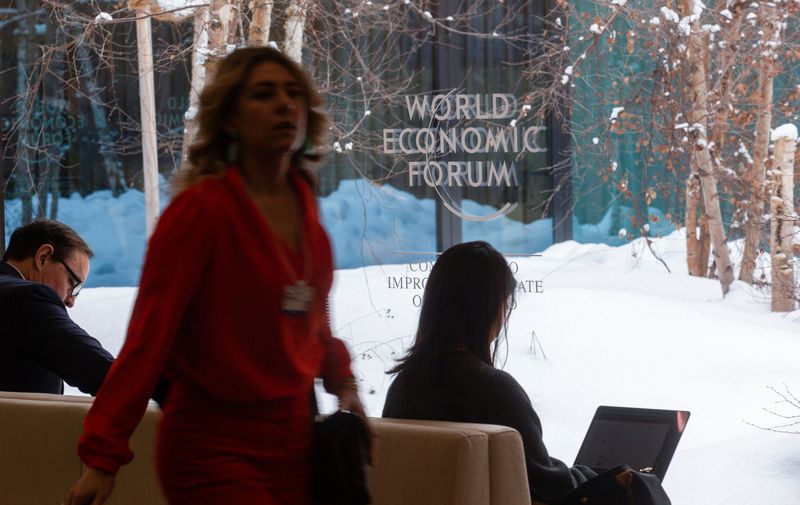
{"left": 282, "top": 280, "right": 316, "bottom": 315}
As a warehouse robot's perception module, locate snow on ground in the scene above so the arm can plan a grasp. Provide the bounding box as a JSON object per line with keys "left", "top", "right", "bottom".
{"left": 66, "top": 230, "right": 800, "bottom": 505}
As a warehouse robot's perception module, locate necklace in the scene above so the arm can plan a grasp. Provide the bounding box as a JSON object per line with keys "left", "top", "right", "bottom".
{"left": 260, "top": 187, "right": 315, "bottom": 316}
{"left": 239, "top": 167, "right": 316, "bottom": 316}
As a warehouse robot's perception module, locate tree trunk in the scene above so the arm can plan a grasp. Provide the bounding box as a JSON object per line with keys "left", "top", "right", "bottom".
{"left": 699, "top": 201, "right": 710, "bottom": 277}
{"left": 283, "top": 0, "right": 308, "bottom": 63}
{"left": 685, "top": 174, "right": 703, "bottom": 275}
{"left": 36, "top": 182, "right": 47, "bottom": 219}
{"left": 740, "top": 5, "right": 779, "bottom": 284}
{"left": 181, "top": 0, "right": 235, "bottom": 167}
{"left": 48, "top": 174, "right": 58, "bottom": 219}
{"left": 770, "top": 131, "right": 797, "bottom": 312}
{"left": 682, "top": 0, "right": 734, "bottom": 295}
{"left": 15, "top": 0, "right": 33, "bottom": 224}
{"left": 205, "top": 0, "right": 235, "bottom": 83}
{"left": 73, "top": 33, "right": 126, "bottom": 195}
{"left": 248, "top": 0, "right": 273, "bottom": 46}
{"left": 181, "top": 7, "right": 209, "bottom": 166}
{"left": 42, "top": 26, "right": 66, "bottom": 220}
{"left": 131, "top": 1, "right": 160, "bottom": 237}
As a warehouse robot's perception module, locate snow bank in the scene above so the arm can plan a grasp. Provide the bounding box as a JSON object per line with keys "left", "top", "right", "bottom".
{"left": 6, "top": 179, "right": 675, "bottom": 285}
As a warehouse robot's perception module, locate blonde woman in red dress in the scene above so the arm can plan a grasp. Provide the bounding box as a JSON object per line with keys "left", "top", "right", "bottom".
{"left": 67, "top": 46, "right": 367, "bottom": 505}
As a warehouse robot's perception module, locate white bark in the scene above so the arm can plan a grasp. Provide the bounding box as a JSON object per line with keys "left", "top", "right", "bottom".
{"left": 181, "top": 7, "right": 209, "bottom": 165}
{"left": 740, "top": 5, "right": 779, "bottom": 285}
{"left": 204, "top": 0, "right": 235, "bottom": 85}
{"left": 131, "top": 1, "right": 160, "bottom": 237}
{"left": 770, "top": 135, "right": 797, "bottom": 312}
{"left": 283, "top": 0, "right": 308, "bottom": 63}
{"left": 181, "top": 0, "right": 234, "bottom": 166}
{"left": 248, "top": 0, "right": 273, "bottom": 46}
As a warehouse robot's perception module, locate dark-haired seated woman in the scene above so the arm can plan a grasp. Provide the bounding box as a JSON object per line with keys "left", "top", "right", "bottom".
{"left": 382, "top": 241, "right": 669, "bottom": 505}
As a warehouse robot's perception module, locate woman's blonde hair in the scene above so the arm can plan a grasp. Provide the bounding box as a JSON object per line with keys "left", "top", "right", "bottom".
{"left": 173, "top": 46, "right": 328, "bottom": 193}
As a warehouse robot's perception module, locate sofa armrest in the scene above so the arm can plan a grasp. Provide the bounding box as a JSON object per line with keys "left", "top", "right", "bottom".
{"left": 0, "top": 392, "right": 166, "bottom": 505}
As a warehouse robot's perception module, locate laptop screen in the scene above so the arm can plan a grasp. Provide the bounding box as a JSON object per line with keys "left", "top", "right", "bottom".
{"left": 573, "top": 406, "right": 690, "bottom": 481}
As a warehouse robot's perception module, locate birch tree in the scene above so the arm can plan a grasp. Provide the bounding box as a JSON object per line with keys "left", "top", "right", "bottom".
{"left": 769, "top": 125, "right": 797, "bottom": 312}
{"left": 181, "top": 8, "right": 209, "bottom": 164}
{"left": 180, "top": 0, "right": 235, "bottom": 165}
{"left": 248, "top": 0, "right": 273, "bottom": 46}
{"left": 681, "top": 0, "right": 734, "bottom": 294}
{"left": 205, "top": 0, "right": 237, "bottom": 82}
{"left": 560, "top": 0, "right": 800, "bottom": 298}
{"left": 128, "top": 0, "right": 160, "bottom": 236}
{"left": 283, "top": 0, "right": 307, "bottom": 63}
{"left": 14, "top": 0, "right": 34, "bottom": 224}
{"left": 740, "top": 4, "right": 781, "bottom": 285}
{"left": 73, "top": 32, "right": 126, "bottom": 195}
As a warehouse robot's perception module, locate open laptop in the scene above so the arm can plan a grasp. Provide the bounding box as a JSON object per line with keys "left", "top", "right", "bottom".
{"left": 573, "top": 406, "right": 690, "bottom": 481}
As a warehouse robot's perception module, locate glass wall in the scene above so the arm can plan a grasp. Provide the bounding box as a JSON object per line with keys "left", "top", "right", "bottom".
{"left": 1, "top": 1, "right": 191, "bottom": 286}
{"left": 312, "top": 0, "right": 564, "bottom": 269}
{"left": 2, "top": 0, "right": 569, "bottom": 286}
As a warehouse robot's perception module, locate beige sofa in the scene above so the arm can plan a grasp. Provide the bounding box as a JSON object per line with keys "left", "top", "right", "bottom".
{"left": 0, "top": 392, "right": 530, "bottom": 505}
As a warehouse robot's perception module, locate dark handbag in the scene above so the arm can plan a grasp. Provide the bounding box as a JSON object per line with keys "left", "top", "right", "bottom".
{"left": 543, "top": 466, "right": 671, "bottom": 505}
{"left": 311, "top": 411, "right": 372, "bottom": 505}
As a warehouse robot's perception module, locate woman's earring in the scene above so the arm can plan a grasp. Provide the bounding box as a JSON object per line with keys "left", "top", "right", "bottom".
{"left": 226, "top": 132, "right": 239, "bottom": 164}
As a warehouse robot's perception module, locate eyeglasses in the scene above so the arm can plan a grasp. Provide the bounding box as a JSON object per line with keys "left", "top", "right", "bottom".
{"left": 58, "top": 259, "right": 84, "bottom": 298}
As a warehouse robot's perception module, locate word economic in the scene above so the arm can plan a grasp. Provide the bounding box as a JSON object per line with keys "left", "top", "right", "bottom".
{"left": 385, "top": 94, "right": 546, "bottom": 189}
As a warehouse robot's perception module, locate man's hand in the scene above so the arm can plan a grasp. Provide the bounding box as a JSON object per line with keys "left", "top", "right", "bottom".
{"left": 66, "top": 465, "right": 115, "bottom": 505}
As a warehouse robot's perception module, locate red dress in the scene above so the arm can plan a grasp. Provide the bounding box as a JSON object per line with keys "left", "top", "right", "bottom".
{"left": 77, "top": 168, "right": 353, "bottom": 504}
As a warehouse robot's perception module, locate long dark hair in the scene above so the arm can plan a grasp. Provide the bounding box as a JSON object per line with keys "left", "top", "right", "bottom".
{"left": 389, "top": 241, "right": 516, "bottom": 379}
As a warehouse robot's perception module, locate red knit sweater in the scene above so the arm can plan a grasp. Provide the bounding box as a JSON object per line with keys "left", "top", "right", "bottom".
{"left": 78, "top": 168, "right": 353, "bottom": 474}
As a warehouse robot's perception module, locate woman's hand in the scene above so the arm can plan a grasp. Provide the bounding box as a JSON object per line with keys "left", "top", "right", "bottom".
{"left": 336, "top": 382, "right": 377, "bottom": 463}
{"left": 66, "top": 465, "right": 115, "bottom": 505}
{"left": 336, "top": 386, "right": 366, "bottom": 418}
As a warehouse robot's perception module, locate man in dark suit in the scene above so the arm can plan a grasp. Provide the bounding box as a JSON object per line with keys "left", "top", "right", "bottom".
{"left": 0, "top": 219, "right": 114, "bottom": 395}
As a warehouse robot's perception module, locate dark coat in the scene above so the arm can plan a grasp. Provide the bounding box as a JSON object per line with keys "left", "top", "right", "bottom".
{"left": 382, "top": 351, "right": 596, "bottom": 502}
{"left": 0, "top": 261, "right": 114, "bottom": 395}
